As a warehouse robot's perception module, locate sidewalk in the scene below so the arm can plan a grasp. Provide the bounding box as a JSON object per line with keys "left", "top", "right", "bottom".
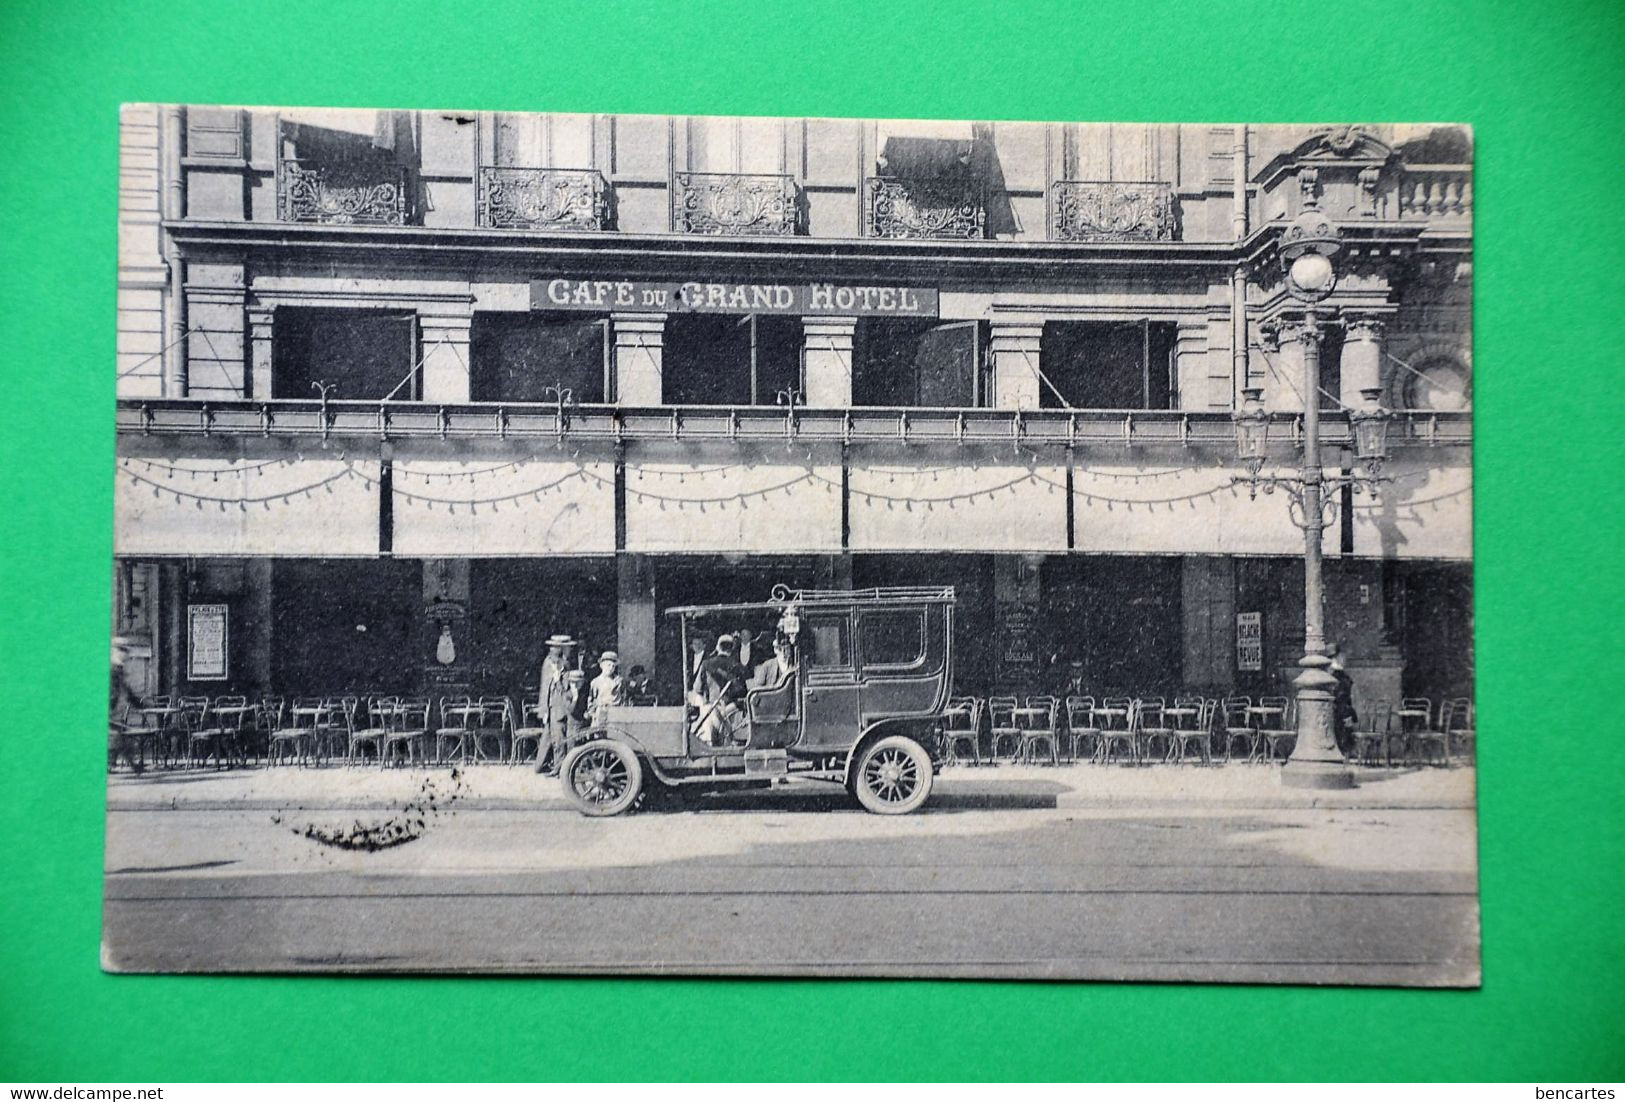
{"left": 106, "top": 758, "right": 1477, "bottom": 813}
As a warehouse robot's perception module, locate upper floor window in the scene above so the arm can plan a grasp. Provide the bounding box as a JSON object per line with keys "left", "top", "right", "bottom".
{"left": 273, "top": 308, "right": 416, "bottom": 400}
{"left": 663, "top": 313, "right": 801, "bottom": 406}
{"left": 278, "top": 109, "right": 415, "bottom": 226}
{"left": 853, "top": 319, "right": 986, "bottom": 407}
{"left": 686, "top": 116, "right": 785, "bottom": 174}
{"left": 1039, "top": 321, "right": 1177, "bottom": 410}
{"left": 470, "top": 312, "right": 607, "bottom": 404}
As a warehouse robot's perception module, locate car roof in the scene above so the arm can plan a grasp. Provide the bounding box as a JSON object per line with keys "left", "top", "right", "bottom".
{"left": 665, "top": 586, "right": 955, "bottom": 618}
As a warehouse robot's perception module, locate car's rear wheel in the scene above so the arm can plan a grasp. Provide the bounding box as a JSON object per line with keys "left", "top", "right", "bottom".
{"left": 561, "top": 739, "right": 643, "bottom": 817}
{"left": 852, "top": 735, "right": 933, "bottom": 815}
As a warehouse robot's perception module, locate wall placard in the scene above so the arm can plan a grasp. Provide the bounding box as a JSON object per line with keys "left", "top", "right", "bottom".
{"left": 1236, "top": 611, "right": 1263, "bottom": 672}
{"left": 187, "top": 603, "right": 229, "bottom": 681}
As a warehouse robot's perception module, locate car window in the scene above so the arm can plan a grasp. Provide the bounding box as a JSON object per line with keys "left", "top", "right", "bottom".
{"left": 859, "top": 609, "right": 926, "bottom": 668}
{"left": 803, "top": 616, "right": 851, "bottom": 669}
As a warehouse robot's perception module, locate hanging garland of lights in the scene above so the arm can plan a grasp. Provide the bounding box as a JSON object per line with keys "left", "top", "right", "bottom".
{"left": 123, "top": 463, "right": 369, "bottom": 510}
{"left": 123, "top": 456, "right": 290, "bottom": 480}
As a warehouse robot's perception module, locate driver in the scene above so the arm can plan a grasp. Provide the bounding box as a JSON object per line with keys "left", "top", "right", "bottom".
{"left": 692, "top": 633, "right": 749, "bottom": 747}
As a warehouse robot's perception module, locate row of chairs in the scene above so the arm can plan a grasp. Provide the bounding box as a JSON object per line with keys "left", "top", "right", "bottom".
{"left": 119, "top": 694, "right": 564, "bottom": 769}
{"left": 1352, "top": 697, "right": 1476, "bottom": 767}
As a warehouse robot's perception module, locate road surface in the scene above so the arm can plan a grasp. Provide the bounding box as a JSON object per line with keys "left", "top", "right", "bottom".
{"left": 103, "top": 780, "right": 1480, "bottom": 984}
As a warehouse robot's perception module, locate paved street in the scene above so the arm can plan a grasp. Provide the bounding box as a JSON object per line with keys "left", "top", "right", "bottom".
{"left": 102, "top": 766, "right": 1479, "bottom": 984}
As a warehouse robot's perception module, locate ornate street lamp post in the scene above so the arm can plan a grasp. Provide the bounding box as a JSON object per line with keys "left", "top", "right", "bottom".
{"left": 1234, "top": 208, "right": 1391, "bottom": 789}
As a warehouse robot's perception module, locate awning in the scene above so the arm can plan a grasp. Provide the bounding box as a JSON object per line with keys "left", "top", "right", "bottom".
{"left": 848, "top": 460, "right": 1068, "bottom": 552}
{"left": 1072, "top": 463, "right": 1332, "bottom": 556}
{"left": 391, "top": 456, "right": 615, "bottom": 556}
{"left": 115, "top": 455, "right": 381, "bottom": 557}
{"left": 624, "top": 453, "right": 843, "bottom": 553}
{"left": 1350, "top": 460, "right": 1471, "bottom": 561}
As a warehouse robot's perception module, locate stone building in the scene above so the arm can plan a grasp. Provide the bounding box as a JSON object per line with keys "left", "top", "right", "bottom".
{"left": 113, "top": 106, "right": 1472, "bottom": 713}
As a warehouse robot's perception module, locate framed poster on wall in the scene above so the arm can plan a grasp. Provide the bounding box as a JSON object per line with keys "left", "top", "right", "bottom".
{"left": 187, "top": 602, "right": 229, "bottom": 681}
{"left": 1236, "top": 611, "right": 1263, "bottom": 672}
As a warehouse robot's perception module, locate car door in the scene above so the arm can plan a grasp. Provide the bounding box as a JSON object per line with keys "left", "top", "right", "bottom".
{"left": 797, "top": 610, "right": 860, "bottom": 751}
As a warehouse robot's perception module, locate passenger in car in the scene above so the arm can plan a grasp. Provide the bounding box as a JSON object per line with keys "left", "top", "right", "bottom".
{"left": 750, "top": 632, "right": 796, "bottom": 689}
{"left": 692, "top": 633, "right": 749, "bottom": 746}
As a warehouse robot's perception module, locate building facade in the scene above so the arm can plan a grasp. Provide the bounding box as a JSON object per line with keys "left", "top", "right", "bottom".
{"left": 114, "top": 107, "right": 1473, "bottom": 714}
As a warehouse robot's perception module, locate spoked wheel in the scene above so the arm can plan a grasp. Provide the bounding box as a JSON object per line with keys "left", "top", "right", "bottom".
{"left": 561, "top": 739, "right": 643, "bottom": 817}
{"left": 852, "top": 735, "right": 934, "bottom": 815}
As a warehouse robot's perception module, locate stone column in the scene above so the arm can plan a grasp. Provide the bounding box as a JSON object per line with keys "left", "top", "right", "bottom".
{"left": 420, "top": 314, "right": 472, "bottom": 403}
{"left": 802, "top": 316, "right": 856, "bottom": 407}
{"left": 1341, "top": 315, "right": 1385, "bottom": 407}
{"left": 1263, "top": 316, "right": 1307, "bottom": 413}
{"left": 988, "top": 320, "right": 1045, "bottom": 410}
{"left": 616, "top": 553, "right": 657, "bottom": 681}
{"left": 246, "top": 305, "right": 274, "bottom": 400}
{"left": 611, "top": 312, "right": 666, "bottom": 405}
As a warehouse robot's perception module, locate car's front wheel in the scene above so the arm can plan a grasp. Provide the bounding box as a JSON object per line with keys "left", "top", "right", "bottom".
{"left": 561, "top": 739, "right": 643, "bottom": 817}
{"left": 852, "top": 735, "right": 934, "bottom": 815}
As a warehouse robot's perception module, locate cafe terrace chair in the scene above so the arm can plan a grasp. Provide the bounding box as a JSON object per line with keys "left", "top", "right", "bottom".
{"left": 173, "top": 696, "right": 210, "bottom": 768}
{"left": 1064, "top": 695, "right": 1098, "bottom": 763}
{"left": 382, "top": 698, "right": 431, "bottom": 767}
{"left": 1445, "top": 698, "right": 1476, "bottom": 761}
{"left": 1409, "top": 700, "right": 1451, "bottom": 766}
{"left": 1220, "top": 700, "right": 1259, "bottom": 763}
{"left": 1256, "top": 695, "right": 1294, "bottom": 764}
{"left": 314, "top": 696, "right": 357, "bottom": 765}
{"left": 188, "top": 695, "right": 245, "bottom": 769}
{"left": 1136, "top": 699, "right": 1173, "bottom": 763}
{"left": 987, "top": 696, "right": 1021, "bottom": 762}
{"left": 472, "top": 696, "right": 511, "bottom": 763}
{"left": 434, "top": 696, "right": 477, "bottom": 765}
{"left": 942, "top": 697, "right": 983, "bottom": 767}
{"left": 1169, "top": 698, "right": 1215, "bottom": 765}
{"left": 1351, "top": 702, "right": 1393, "bottom": 766}
{"left": 1017, "top": 696, "right": 1060, "bottom": 766}
{"left": 269, "top": 696, "right": 322, "bottom": 766}
{"left": 1099, "top": 699, "right": 1140, "bottom": 766}
{"left": 348, "top": 696, "right": 396, "bottom": 765}
{"left": 509, "top": 699, "right": 549, "bottom": 766}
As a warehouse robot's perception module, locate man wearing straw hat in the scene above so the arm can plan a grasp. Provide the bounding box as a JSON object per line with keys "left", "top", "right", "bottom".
{"left": 534, "top": 632, "right": 578, "bottom": 776}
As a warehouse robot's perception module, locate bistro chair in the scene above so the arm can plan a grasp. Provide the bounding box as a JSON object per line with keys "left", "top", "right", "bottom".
{"left": 1017, "top": 696, "right": 1060, "bottom": 766}
{"left": 186, "top": 695, "right": 240, "bottom": 770}
{"left": 348, "top": 696, "right": 397, "bottom": 765}
{"left": 314, "top": 696, "right": 358, "bottom": 765}
{"left": 471, "top": 696, "right": 511, "bottom": 763}
{"left": 173, "top": 696, "right": 210, "bottom": 768}
{"left": 942, "top": 697, "right": 983, "bottom": 767}
{"left": 1351, "top": 702, "right": 1393, "bottom": 766}
{"left": 434, "top": 696, "right": 478, "bottom": 765}
{"left": 269, "top": 696, "right": 322, "bottom": 766}
{"left": 1168, "top": 698, "right": 1215, "bottom": 765}
{"left": 1099, "top": 699, "right": 1139, "bottom": 766}
{"left": 1136, "top": 699, "right": 1173, "bottom": 763}
{"left": 987, "top": 696, "right": 1021, "bottom": 762}
{"left": 509, "top": 699, "right": 549, "bottom": 766}
{"left": 1255, "top": 696, "right": 1294, "bottom": 763}
{"left": 1064, "top": 695, "right": 1098, "bottom": 763}
{"left": 1221, "top": 700, "right": 1259, "bottom": 763}
{"left": 382, "top": 697, "right": 431, "bottom": 767}
{"left": 1445, "top": 698, "right": 1476, "bottom": 761}
{"left": 1409, "top": 701, "right": 1451, "bottom": 766}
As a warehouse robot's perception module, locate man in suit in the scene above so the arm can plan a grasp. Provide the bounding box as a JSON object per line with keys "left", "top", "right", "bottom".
{"left": 1327, "top": 642, "right": 1358, "bottom": 758}
{"left": 692, "top": 633, "right": 749, "bottom": 747}
{"left": 534, "top": 633, "right": 578, "bottom": 776}
{"left": 750, "top": 632, "right": 795, "bottom": 689}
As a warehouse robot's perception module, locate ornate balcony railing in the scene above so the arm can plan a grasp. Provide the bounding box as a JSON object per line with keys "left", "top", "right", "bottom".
{"left": 1396, "top": 165, "right": 1472, "bottom": 223}
{"left": 863, "top": 176, "right": 986, "bottom": 240}
{"left": 478, "top": 167, "right": 610, "bottom": 231}
{"left": 277, "top": 159, "right": 409, "bottom": 226}
{"left": 672, "top": 172, "right": 798, "bottom": 235}
{"left": 1049, "top": 180, "right": 1176, "bottom": 242}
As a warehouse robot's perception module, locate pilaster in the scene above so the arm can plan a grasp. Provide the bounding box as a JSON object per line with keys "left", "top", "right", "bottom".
{"left": 612, "top": 312, "right": 666, "bottom": 405}
{"left": 1341, "top": 315, "right": 1385, "bottom": 407}
{"left": 801, "top": 316, "right": 856, "bottom": 407}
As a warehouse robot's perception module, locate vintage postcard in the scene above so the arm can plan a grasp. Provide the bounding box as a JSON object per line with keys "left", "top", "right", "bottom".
{"left": 105, "top": 106, "right": 1475, "bottom": 983}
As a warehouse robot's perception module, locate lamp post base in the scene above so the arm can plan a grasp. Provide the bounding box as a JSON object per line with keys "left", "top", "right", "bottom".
{"left": 1279, "top": 657, "right": 1357, "bottom": 790}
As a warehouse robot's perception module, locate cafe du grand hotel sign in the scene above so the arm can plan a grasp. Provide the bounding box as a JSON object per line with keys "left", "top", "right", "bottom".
{"left": 112, "top": 107, "right": 1472, "bottom": 707}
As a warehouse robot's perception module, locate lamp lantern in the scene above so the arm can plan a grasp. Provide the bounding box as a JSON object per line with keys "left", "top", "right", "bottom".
{"left": 1232, "top": 385, "right": 1270, "bottom": 482}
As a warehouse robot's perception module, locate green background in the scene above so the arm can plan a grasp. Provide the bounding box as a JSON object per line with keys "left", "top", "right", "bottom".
{"left": 2, "top": 0, "right": 1621, "bottom": 1081}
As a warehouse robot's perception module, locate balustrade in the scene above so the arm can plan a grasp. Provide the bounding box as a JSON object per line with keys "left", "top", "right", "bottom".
{"left": 1049, "top": 180, "right": 1176, "bottom": 242}
{"left": 277, "top": 160, "right": 409, "bottom": 226}
{"left": 671, "top": 172, "right": 798, "bottom": 235}
{"left": 478, "top": 167, "right": 609, "bottom": 231}
{"left": 1396, "top": 166, "right": 1472, "bottom": 221}
{"left": 862, "top": 176, "right": 986, "bottom": 239}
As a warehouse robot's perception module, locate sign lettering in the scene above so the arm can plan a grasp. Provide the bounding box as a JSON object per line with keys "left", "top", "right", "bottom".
{"left": 531, "top": 279, "right": 938, "bottom": 317}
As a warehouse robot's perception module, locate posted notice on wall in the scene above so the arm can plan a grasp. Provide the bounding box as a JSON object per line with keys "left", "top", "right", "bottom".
{"left": 187, "top": 602, "right": 229, "bottom": 681}
{"left": 1236, "top": 611, "right": 1263, "bottom": 672}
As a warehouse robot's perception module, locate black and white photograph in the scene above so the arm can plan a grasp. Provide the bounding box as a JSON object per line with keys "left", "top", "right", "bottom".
{"left": 105, "top": 106, "right": 1476, "bottom": 984}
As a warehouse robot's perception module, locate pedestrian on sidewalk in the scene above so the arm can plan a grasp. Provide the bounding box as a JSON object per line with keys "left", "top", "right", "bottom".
{"left": 534, "top": 633, "right": 578, "bottom": 776}
{"left": 586, "top": 651, "right": 628, "bottom": 728}
{"left": 1328, "top": 643, "right": 1358, "bottom": 758}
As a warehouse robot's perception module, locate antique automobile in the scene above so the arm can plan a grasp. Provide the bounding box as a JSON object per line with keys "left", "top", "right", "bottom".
{"left": 558, "top": 585, "right": 956, "bottom": 816}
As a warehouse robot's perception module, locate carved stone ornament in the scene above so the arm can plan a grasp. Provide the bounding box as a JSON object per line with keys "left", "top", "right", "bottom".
{"left": 478, "top": 167, "right": 608, "bottom": 231}
{"left": 1049, "top": 181, "right": 1175, "bottom": 242}
{"left": 279, "top": 160, "right": 408, "bottom": 225}
{"left": 672, "top": 172, "right": 798, "bottom": 236}
{"left": 1343, "top": 315, "right": 1387, "bottom": 344}
{"left": 1315, "top": 125, "right": 1383, "bottom": 157}
{"left": 864, "top": 176, "right": 986, "bottom": 239}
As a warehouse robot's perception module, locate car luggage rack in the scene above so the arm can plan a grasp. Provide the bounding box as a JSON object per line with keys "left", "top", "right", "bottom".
{"left": 771, "top": 584, "right": 956, "bottom": 604}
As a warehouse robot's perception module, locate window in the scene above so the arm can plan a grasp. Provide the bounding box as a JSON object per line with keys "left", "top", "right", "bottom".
{"left": 688, "top": 116, "right": 784, "bottom": 174}
{"left": 853, "top": 319, "right": 985, "bottom": 407}
{"left": 1401, "top": 357, "right": 1471, "bottom": 411}
{"left": 803, "top": 616, "right": 852, "bottom": 670}
{"left": 470, "top": 312, "right": 607, "bottom": 403}
{"left": 1038, "top": 321, "right": 1177, "bottom": 410}
{"left": 859, "top": 610, "right": 926, "bottom": 669}
{"left": 273, "top": 308, "right": 416, "bottom": 400}
{"left": 663, "top": 314, "right": 802, "bottom": 406}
